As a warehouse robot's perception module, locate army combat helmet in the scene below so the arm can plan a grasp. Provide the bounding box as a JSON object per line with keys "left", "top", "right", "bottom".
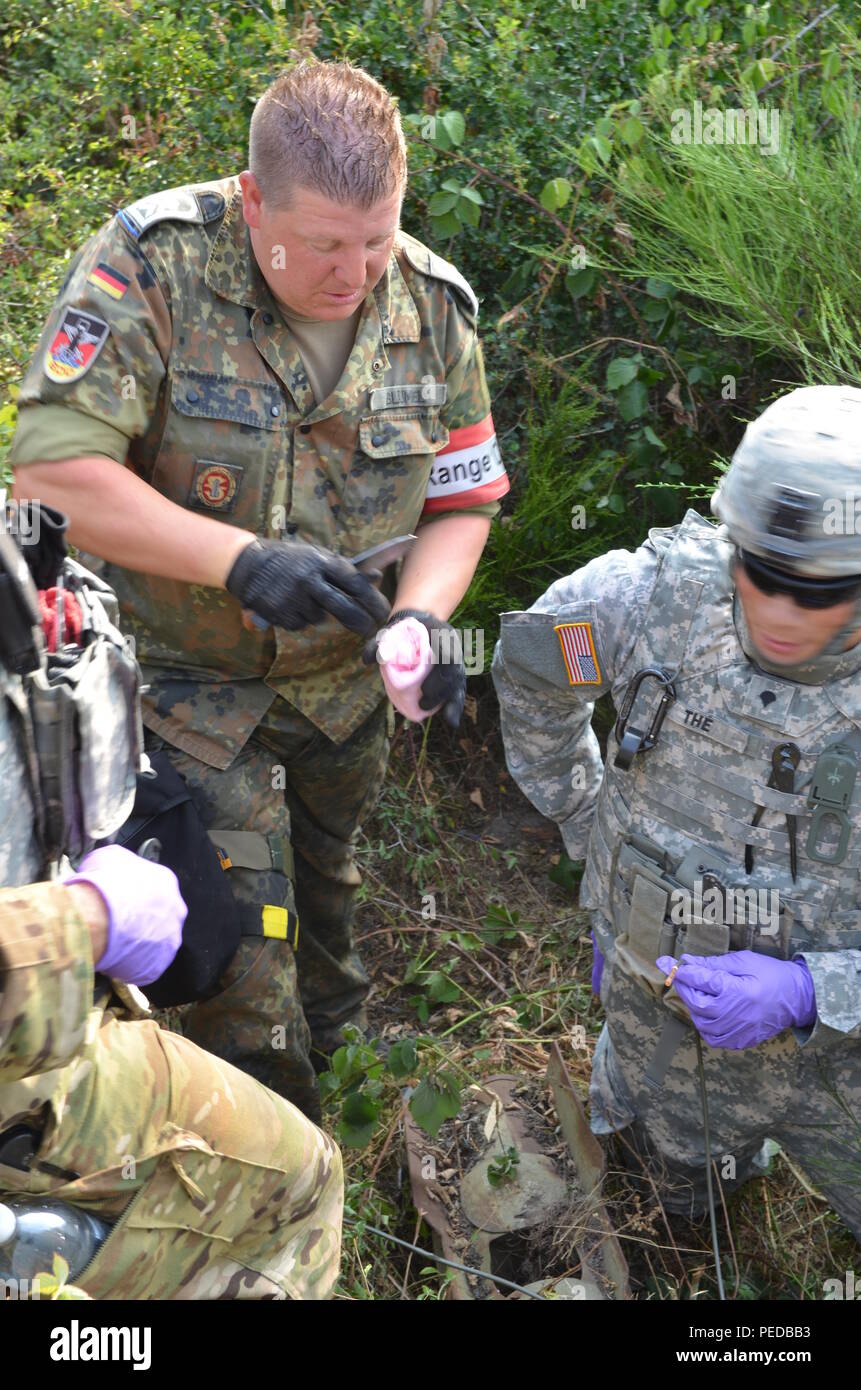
{"left": 711, "top": 385, "right": 861, "bottom": 674}
{"left": 711, "top": 385, "right": 861, "bottom": 577}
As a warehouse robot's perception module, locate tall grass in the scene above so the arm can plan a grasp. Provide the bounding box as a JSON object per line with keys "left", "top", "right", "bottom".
{"left": 601, "top": 66, "right": 861, "bottom": 386}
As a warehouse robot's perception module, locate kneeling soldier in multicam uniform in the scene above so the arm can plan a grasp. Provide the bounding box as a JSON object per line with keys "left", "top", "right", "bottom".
{"left": 0, "top": 501, "right": 342, "bottom": 1298}
{"left": 492, "top": 386, "right": 861, "bottom": 1238}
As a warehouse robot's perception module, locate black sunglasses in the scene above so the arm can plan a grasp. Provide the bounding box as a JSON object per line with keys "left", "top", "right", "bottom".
{"left": 736, "top": 548, "right": 861, "bottom": 610}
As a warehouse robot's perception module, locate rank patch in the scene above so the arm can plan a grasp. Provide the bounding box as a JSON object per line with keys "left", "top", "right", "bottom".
{"left": 190, "top": 460, "right": 243, "bottom": 512}
{"left": 88, "top": 261, "right": 130, "bottom": 301}
{"left": 44, "top": 308, "right": 110, "bottom": 384}
{"left": 555, "top": 622, "right": 602, "bottom": 685}
{"left": 116, "top": 187, "right": 202, "bottom": 239}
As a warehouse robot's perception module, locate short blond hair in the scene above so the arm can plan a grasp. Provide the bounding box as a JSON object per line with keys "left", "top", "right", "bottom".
{"left": 248, "top": 60, "right": 407, "bottom": 211}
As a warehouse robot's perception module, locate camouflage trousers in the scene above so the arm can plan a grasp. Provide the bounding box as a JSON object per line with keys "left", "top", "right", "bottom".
{"left": 2, "top": 1012, "right": 343, "bottom": 1299}
{"left": 146, "top": 695, "right": 390, "bottom": 1122}
{"left": 589, "top": 955, "right": 861, "bottom": 1240}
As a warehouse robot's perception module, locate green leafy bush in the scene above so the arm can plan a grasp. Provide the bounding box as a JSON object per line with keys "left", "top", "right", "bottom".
{"left": 2, "top": 0, "right": 855, "bottom": 622}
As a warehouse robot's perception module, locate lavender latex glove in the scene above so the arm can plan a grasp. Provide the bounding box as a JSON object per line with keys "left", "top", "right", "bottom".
{"left": 591, "top": 929, "right": 604, "bottom": 997}
{"left": 63, "top": 845, "right": 187, "bottom": 986}
{"left": 656, "top": 950, "right": 816, "bottom": 1050}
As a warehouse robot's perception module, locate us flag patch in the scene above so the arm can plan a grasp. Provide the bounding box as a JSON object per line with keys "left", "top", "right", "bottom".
{"left": 555, "top": 622, "right": 601, "bottom": 685}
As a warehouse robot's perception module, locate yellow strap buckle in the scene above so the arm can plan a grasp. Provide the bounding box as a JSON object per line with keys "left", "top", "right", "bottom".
{"left": 261, "top": 905, "right": 299, "bottom": 950}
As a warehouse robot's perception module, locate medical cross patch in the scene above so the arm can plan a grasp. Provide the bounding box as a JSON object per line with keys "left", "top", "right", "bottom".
{"left": 555, "top": 621, "right": 602, "bottom": 685}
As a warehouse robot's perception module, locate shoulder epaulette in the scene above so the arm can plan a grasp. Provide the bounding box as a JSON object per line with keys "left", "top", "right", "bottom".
{"left": 116, "top": 185, "right": 226, "bottom": 241}
{"left": 397, "top": 232, "right": 479, "bottom": 321}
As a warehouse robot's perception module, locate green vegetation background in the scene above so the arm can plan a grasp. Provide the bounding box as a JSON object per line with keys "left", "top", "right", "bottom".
{"left": 2, "top": 0, "right": 857, "bottom": 646}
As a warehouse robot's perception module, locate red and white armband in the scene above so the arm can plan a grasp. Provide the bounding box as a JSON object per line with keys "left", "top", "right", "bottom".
{"left": 421, "top": 414, "right": 510, "bottom": 515}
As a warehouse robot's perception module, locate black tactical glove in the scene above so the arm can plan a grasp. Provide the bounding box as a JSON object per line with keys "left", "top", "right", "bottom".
{"left": 226, "top": 538, "right": 391, "bottom": 637}
{"left": 363, "top": 607, "right": 466, "bottom": 729}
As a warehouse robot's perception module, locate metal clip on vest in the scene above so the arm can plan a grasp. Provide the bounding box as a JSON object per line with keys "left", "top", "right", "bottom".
{"left": 613, "top": 667, "right": 677, "bottom": 771}
{"left": 806, "top": 743, "right": 858, "bottom": 864}
{"left": 746, "top": 742, "right": 801, "bottom": 882}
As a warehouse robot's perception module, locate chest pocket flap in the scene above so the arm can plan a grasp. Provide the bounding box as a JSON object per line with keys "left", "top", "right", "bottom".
{"left": 359, "top": 410, "right": 449, "bottom": 459}
{"left": 171, "top": 369, "right": 282, "bottom": 430}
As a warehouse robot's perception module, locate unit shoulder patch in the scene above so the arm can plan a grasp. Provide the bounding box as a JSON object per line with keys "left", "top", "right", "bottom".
{"left": 44, "top": 307, "right": 110, "bottom": 384}
{"left": 397, "top": 232, "right": 479, "bottom": 320}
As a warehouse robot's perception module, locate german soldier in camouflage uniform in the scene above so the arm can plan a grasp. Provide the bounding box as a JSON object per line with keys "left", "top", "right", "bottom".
{"left": 9, "top": 61, "right": 510, "bottom": 1119}
{"left": 0, "top": 504, "right": 342, "bottom": 1298}
{"left": 492, "top": 386, "right": 861, "bottom": 1238}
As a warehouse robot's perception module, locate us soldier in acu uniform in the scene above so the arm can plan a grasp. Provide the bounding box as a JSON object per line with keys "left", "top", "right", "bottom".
{"left": 492, "top": 387, "right": 861, "bottom": 1238}
{"left": 0, "top": 502, "right": 342, "bottom": 1299}
{"left": 10, "top": 61, "right": 510, "bottom": 1119}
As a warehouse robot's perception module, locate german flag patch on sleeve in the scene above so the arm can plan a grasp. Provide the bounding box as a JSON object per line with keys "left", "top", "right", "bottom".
{"left": 554, "top": 621, "right": 602, "bottom": 685}
{"left": 88, "top": 262, "right": 131, "bottom": 300}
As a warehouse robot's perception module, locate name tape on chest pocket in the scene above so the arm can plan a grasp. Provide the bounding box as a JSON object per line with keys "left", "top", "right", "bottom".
{"left": 189, "top": 460, "right": 243, "bottom": 512}
{"left": 666, "top": 701, "right": 749, "bottom": 752}
{"left": 369, "top": 382, "right": 447, "bottom": 410}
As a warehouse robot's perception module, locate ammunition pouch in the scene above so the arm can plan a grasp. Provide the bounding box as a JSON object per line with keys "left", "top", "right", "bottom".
{"left": 106, "top": 752, "right": 299, "bottom": 1008}
{"left": 610, "top": 832, "right": 861, "bottom": 1021}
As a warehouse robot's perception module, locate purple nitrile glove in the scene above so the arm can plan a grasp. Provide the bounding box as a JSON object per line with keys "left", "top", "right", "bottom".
{"left": 656, "top": 951, "right": 816, "bottom": 1050}
{"left": 591, "top": 929, "right": 604, "bottom": 997}
{"left": 63, "top": 845, "right": 187, "bottom": 986}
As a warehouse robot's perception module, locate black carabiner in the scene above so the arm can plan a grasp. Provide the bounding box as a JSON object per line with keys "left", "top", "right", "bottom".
{"left": 613, "top": 666, "right": 677, "bottom": 771}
